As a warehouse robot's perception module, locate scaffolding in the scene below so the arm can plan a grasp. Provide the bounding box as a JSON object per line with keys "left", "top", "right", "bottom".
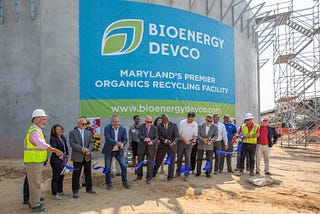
{"left": 255, "top": 0, "right": 320, "bottom": 147}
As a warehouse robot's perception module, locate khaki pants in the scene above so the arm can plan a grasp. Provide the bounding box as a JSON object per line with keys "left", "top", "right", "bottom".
{"left": 256, "top": 144, "right": 270, "bottom": 173}
{"left": 25, "top": 162, "right": 43, "bottom": 208}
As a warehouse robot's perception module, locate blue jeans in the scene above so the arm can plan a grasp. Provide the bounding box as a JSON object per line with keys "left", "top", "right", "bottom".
{"left": 104, "top": 151, "right": 127, "bottom": 185}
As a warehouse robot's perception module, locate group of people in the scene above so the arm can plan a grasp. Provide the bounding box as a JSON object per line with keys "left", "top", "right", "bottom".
{"left": 23, "top": 109, "right": 278, "bottom": 213}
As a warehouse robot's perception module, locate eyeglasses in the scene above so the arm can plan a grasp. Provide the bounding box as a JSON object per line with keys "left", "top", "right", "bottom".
{"left": 82, "top": 123, "right": 87, "bottom": 126}
{"left": 206, "top": 120, "right": 212, "bottom": 123}
{"left": 146, "top": 121, "right": 152, "bottom": 123}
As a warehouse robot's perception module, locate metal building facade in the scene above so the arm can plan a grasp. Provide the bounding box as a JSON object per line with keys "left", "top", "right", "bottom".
{"left": 0, "top": 0, "right": 259, "bottom": 157}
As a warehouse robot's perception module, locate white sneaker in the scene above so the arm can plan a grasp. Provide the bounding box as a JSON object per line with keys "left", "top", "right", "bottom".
{"left": 52, "top": 195, "right": 62, "bottom": 200}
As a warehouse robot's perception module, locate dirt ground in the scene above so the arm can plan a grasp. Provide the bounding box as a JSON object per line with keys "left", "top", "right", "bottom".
{"left": 0, "top": 144, "right": 319, "bottom": 214}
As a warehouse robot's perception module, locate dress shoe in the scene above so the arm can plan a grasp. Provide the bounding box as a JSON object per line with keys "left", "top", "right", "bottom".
{"left": 256, "top": 171, "right": 260, "bottom": 175}
{"left": 106, "top": 185, "right": 113, "bottom": 190}
{"left": 30, "top": 205, "right": 46, "bottom": 213}
{"left": 58, "top": 192, "right": 70, "bottom": 197}
{"left": 265, "top": 172, "right": 272, "bottom": 175}
{"left": 116, "top": 173, "right": 121, "bottom": 176}
{"left": 228, "top": 170, "right": 234, "bottom": 173}
{"left": 234, "top": 168, "right": 239, "bottom": 171}
{"left": 195, "top": 173, "right": 201, "bottom": 177}
{"left": 152, "top": 173, "right": 156, "bottom": 178}
{"left": 81, "top": 183, "right": 86, "bottom": 187}
{"left": 213, "top": 171, "right": 218, "bottom": 175}
{"left": 134, "top": 176, "right": 142, "bottom": 181}
{"left": 167, "top": 178, "right": 173, "bottom": 182}
{"left": 146, "top": 179, "right": 151, "bottom": 184}
{"left": 123, "top": 182, "right": 130, "bottom": 189}
{"left": 86, "top": 189, "right": 96, "bottom": 194}
{"left": 249, "top": 170, "right": 254, "bottom": 176}
{"left": 73, "top": 192, "right": 79, "bottom": 198}
{"left": 175, "top": 173, "right": 180, "bottom": 178}
{"left": 206, "top": 174, "right": 211, "bottom": 178}
{"left": 40, "top": 197, "right": 44, "bottom": 202}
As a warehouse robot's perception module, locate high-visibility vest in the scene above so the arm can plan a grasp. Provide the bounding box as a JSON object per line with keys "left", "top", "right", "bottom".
{"left": 241, "top": 124, "right": 259, "bottom": 144}
{"left": 23, "top": 125, "right": 47, "bottom": 163}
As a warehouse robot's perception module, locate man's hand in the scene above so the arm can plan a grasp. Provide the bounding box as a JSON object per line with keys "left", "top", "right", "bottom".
{"left": 185, "top": 140, "right": 191, "bottom": 145}
{"left": 225, "top": 145, "right": 229, "bottom": 151}
{"left": 116, "top": 142, "right": 124, "bottom": 148}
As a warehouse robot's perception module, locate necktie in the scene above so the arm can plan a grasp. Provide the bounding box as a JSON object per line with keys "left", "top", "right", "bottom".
{"left": 146, "top": 127, "right": 149, "bottom": 136}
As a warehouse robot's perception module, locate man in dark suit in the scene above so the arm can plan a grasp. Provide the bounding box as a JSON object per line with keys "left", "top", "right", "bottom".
{"left": 196, "top": 114, "right": 218, "bottom": 178}
{"left": 102, "top": 115, "right": 130, "bottom": 190}
{"left": 69, "top": 118, "right": 95, "bottom": 198}
{"left": 135, "top": 116, "right": 158, "bottom": 184}
{"left": 256, "top": 116, "right": 278, "bottom": 175}
{"left": 152, "top": 114, "right": 179, "bottom": 181}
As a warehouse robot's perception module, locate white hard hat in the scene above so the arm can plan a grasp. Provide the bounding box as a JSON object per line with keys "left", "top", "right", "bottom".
{"left": 244, "top": 113, "right": 254, "bottom": 120}
{"left": 32, "top": 109, "right": 47, "bottom": 119}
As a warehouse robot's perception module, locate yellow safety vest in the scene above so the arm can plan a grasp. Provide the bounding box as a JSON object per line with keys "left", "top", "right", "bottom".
{"left": 242, "top": 124, "right": 260, "bottom": 144}
{"left": 24, "top": 125, "right": 47, "bottom": 163}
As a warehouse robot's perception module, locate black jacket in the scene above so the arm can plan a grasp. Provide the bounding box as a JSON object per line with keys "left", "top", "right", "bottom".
{"left": 50, "top": 135, "right": 69, "bottom": 164}
{"left": 267, "top": 126, "right": 278, "bottom": 147}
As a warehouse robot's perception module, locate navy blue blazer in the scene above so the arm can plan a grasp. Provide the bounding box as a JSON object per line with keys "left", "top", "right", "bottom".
{"left": 102, "top": 124, "right": 128, "bottom": 155}
{"left": 49, "top": 135, "right": 69, "bottom": 164}
{"left": 267, "top": 126, "right": 278, "bottom": 147}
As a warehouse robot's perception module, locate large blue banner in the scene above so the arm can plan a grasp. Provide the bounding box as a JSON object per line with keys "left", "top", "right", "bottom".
{"left": 80, "top": 0, "right": 235, "bottom": 117}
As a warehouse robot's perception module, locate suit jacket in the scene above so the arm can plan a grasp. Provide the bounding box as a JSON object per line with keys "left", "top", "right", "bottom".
{"left": 157, "top": 121, "right": 179, "bottom": 151}
{"left": 49, "top": 135, "right": 69, "bottom": 164}
{"left": 197, "top": 123, "right": 218, "bottom": 150}
{"left": 69, "top": 128, "right": 94, "bottom": 162}
{"left": 102, "top": 124, "right": 128, "bottom": 156}
{"left": 267, "top": 126, "right": 278, "bottom": 147}
{"left": 138, "top": 124, "right": 158, "bottom": 155}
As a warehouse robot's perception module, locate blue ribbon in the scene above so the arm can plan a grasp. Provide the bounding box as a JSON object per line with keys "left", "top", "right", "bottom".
{"left": 202, "top": 161, "right": 211, "bottom": 171}
{"left": 216, "top": 137, "right": 243, "bottom": 155}
{"left": 64, "top": 165, "right": 79, "bottom": 170}
{"left": 131, "top": 160, "right": 156, "bottom": 170}
{"left": 92, "top": 163, "right": 109, "bottom": 174}
{"left": 180, "top": 164, "right": 192, "bottom": 174}
{"left": 165, "top": 156, "right": 172, "bottom": 166}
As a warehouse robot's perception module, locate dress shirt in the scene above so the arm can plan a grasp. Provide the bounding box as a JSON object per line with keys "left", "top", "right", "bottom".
{"left": 214, "top": 122, "right": 228, "bottom": 146}
{"left": 112, "top": 127, "right": 119, "bottom": 151}
{"left": 205, "top": 125, "right": 210, "bottom": 135}
{"left": 29, "top": 124, "right": 50, "bottom": 150}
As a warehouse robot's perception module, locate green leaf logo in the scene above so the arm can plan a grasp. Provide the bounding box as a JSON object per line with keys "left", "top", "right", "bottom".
{"left": 101, "top": 19, "right": 144, "bottom": 56}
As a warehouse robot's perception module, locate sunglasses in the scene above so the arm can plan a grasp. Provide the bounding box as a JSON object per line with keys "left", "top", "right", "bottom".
{"left": 146, "top": 121, "right": 152, "bottom": 123}
{"left": 206, "top": 120, "right": 212, "bottom": 123}
{"left": 82, "top": 123, "right": 87, "bottom": 126}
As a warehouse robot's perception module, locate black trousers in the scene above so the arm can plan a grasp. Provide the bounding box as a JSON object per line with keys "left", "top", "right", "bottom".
{"left": 51, "top": 163, "right": 64, "bottom": 195}
{"left": 23, "top": 174, "right": 29, "bottom": 202}
{"left": 190, "top": 143, "right": 198, "bottom": 171}
{"left": 72, "top": 159, "right": 92, "bottom": 193}
{"left": 240, "top": 143, "right": 257, "bottom": 170}
{"left": 219, "top": 140, "right": 234, "bottom": 172}
{"left": 196, "top": 149, "right": 213, "bottom": 175}
{"left": 153, "top": 143, "right": 176, "bottom": 179}
{"left": 137, "top": 148, "right": 154, "bottom": 180}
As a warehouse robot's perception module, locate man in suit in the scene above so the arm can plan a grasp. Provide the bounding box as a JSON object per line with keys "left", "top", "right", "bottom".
{"left": 196, "top": 114, "right": 218, "bottom": 178}
{"left": 69, "top": 118, "right": 95, "bottom": 198}
{"left": 256, "top": 116, "right": 278, "bottom": 175}
{"left": 102, "top": 115, "right": 130, "bottom": 190}
{"left": 135, "top": 116, "right": 158, "bottom": 184}
{"left": 152, "top": 114, "right": 179, "bottom": 182}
